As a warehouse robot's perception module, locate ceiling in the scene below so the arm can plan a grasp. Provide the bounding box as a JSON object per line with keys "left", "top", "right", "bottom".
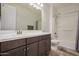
{"left": 20, "top": 3, "right": 41, "bottom": 13}
{"left": 10, "top": 3, "right": 79, "bottom": 14}
{"left": 10, "top": 3, "right": 41, "bottom": 15}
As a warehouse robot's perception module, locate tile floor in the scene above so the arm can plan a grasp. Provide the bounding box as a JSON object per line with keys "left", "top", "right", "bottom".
{"left": 49, "top": 41, "right": 79, "bottom": 56}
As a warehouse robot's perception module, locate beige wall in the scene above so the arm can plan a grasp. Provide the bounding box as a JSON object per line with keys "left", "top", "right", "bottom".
{"left": 1, "top": 4, "right": 16, "bottom": 30}
{"left": 7, "top": 3, "right": 41, "bottom": 30}
{"left": 42, "top": 4, "right": 57, "bottom": 39}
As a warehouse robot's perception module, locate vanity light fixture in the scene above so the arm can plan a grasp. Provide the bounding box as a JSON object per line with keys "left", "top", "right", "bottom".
{"left": 29, "top": 3, "right": 43, "bottom": 10}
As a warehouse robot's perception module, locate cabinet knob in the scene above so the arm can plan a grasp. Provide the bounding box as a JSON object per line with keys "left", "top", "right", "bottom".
{"left": 23, "top": 49, "right": 26, "bottom": 55}
{"left": 24, "top": 49, "right": 26, "bottom": 52}
{"left": 27, "top": 47, "right": 30, "bottom": 50}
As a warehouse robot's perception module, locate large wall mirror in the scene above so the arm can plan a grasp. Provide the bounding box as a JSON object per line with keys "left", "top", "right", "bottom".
{"left": 0, "top": 3, "right": 42, "bottom": 30}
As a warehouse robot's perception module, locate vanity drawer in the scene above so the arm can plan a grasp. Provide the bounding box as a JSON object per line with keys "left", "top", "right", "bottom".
{"left": 0, "top": 46, "right": 26, "bottom": 56}
{"left": 27, "top": 36, "right": 40, "bottom": 44}
{"left": 0, "top": 39, "right": 26, "bottom": 52}
{"left": 39, "top": 34, "right": 51, "bottom": 41}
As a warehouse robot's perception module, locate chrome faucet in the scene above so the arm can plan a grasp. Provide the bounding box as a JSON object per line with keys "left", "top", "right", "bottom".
{"left": 17, "top": 30, "right": 22, "bottom": 34}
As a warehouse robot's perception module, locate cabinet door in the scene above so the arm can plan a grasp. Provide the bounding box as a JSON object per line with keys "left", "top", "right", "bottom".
{"left": 27, "top": 42, "right": 38, "bottom": 56}
{"left": 0, "top": 46, "right": 26, "bottom": 56}
{"left": 45, "top": 37, "right": 51, "bottom": 51}
{"left": 44, "top": 38, "right": 51, "bottom": 55}
{"left": 38, "top": 40, "right": 46, "bottom": 56}
{"left": 39, "top": 37, "right": 51, "bottom": 56}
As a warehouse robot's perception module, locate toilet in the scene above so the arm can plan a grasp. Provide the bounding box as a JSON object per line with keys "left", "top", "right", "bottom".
{"left": 51, "top": 39, "right": 60, "bottom": 49}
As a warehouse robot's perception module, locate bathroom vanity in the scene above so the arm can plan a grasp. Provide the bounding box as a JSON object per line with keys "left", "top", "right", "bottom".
{"left": 0, "top": 31, "right": 51, "bottom": 56}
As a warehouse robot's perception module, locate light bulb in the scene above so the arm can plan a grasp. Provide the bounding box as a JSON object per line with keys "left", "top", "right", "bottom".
{"left": 29, "top": 3, "right": 42, "bottom": 10}
{"left": 40, "top": 4, "right": 43, "bottom": 7}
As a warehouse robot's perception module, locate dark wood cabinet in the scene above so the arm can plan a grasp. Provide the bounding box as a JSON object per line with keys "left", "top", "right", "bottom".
{"left": 38, "top": 40, "right": 51, "bottom": 56}
{"left": 27, "top": 42, "right": 38, "bottom": 56}
{"left": 38, "top": 40, "right": 46, "bottom": 56}
{"left": 39, "top": 35, "right": 51, "bottom": 56}
{"left": 0, "top": 46, "right": 26, "bottom": 56}
{"left": 0, "top": 3, "right": 1, "bottom": 17}
{"left": 44, "top": 38, "right": 51, "bottom": 55}
{"left": 0, "top": 39, "right": 26, "bottom": 52}
{"left": 0, "top": 34, "right": 51, "bottom": 56}
{"left": 27, "top": 36, "right": 39, "bottom": 44}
